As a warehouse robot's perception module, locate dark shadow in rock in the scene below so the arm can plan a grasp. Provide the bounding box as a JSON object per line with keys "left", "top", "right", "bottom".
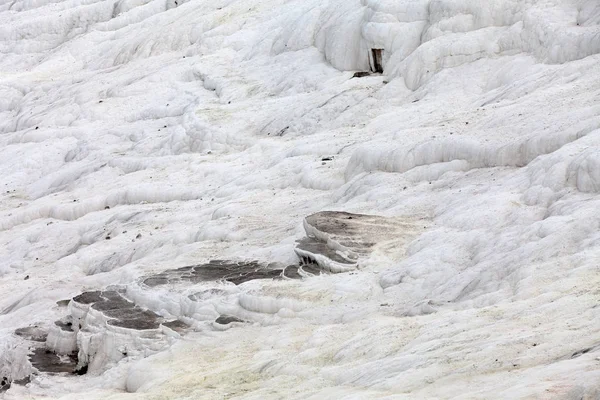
{"left": 571, "top": 345, "right": 600, "bottom": 359}
{"left": 552, "top": 343, "right": 600, "bottom": 362}
{"left": 0, "top": 376, "right": 10, "bottom": 392}
{"left": 162, "top": 320, "right": 188, "bottom": 333}
{"left": 215, "top": 315, "right": 245, "bottom": 325}
{"left": 29, "top": 348, "right": 78, "bottom": 374}
{"left": 352, "top": 71, "right": 371, "bottom": 78}
{"left": 74, "top": 364, "right": 88, "bottom": 375}
{"left": 12, "top": 376, "right": 31, "bottom": 386}
{"left": 54, "top": 321, "right": 73, "bottom": 332}
{"left": 14, "top": 326, "right": 47, "bottom": 342}
{"left": 296, "top": 237, "right": 356, "bottom": 264}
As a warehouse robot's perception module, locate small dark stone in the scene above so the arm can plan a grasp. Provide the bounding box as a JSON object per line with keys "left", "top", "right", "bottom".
{"left": 215, "top": 315, "right": 244, "bottom": 325}
{"left": 105, "top": 236, "right": 111, "bottom": 240}
{"left": 98, "top": 100, "right": 103, "bottom": 103}
{"left": 321, "top": 157, "right": 333, "bottom": 162}
{"left": 24, "top": 275, "right": 29, "bottom": 280}
{"left": 105, "top": 206, "right": 110, "bottom": 209}
{"left": 35, "top": 126, "right": 39, "bottom": 130}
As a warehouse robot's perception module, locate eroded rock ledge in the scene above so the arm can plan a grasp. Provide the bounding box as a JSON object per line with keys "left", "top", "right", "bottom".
{"left": 295, "top": 211, "right": 421, "bottom": 272}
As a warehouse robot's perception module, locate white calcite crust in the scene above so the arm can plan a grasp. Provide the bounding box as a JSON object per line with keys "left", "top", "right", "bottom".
{"left": 1, "top": 0, "right": 600, "bottom": 398}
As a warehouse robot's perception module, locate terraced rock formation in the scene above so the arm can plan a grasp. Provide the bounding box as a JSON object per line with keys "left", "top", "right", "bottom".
{"left": 8, "top": 259, "right": 315, "bottom": 383}
{"left": 295, "top": 211, "right": 424, "bottom": 272}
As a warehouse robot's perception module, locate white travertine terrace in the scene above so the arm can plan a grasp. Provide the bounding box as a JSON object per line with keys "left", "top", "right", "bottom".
{"left": 1, "top": 0, "right": 599, "bottom": 398}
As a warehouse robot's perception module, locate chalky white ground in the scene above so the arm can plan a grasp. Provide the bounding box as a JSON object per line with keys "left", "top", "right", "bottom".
{"left": 1, "top": 0, "right": 600, "bottom": 398}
